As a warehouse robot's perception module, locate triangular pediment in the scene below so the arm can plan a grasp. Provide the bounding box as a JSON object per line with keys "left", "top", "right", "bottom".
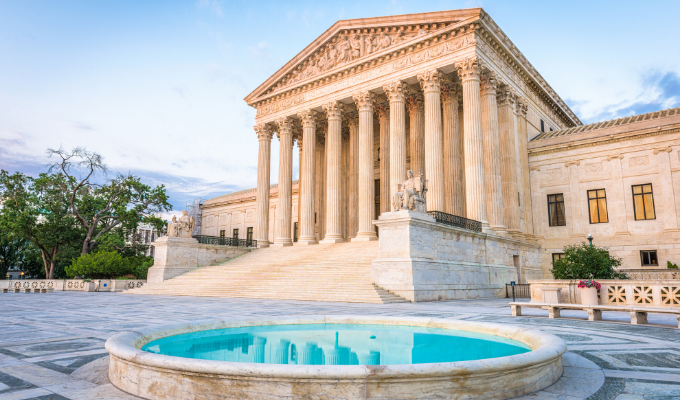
{"left": 244, "top": 8, "right": 482, "bottom": 105}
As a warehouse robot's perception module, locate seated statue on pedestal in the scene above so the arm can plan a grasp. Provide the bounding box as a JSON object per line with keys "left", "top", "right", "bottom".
{"left": 167, "top": 210, "right": 195, "bottom": 238}
{"left": 392, "top": 170, "right": 427, "bottom": 213}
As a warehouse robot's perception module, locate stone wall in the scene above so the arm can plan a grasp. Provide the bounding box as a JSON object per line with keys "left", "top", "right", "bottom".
{"left": 147, "top": 236, "right": 254, "bottom": 284}
{"left": 372, "top": 210, "right": 542, "bottom": 302}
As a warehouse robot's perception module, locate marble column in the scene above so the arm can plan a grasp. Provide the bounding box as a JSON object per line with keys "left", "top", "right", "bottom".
{"left": 498, "top": 87, "right": 521, "bottom": 237}
{"left": 456, "top": 58, "right": 488, "bottom": 225}
{"left": 517, "top": 99, "right": 534, "bottom": 238}
{"left": 480, "top": 70, "right": 505, "bottom": 233}
{"left": 254, "top": 123, "right": 273, "bottom": 247}
{"left": 375, "top": 102, "right": 390, "bottom": 215}
{"left": 273, "top": 117, "right": 294, "bottom": 246}
{"left": 296, "top": 110, "right": 317, "bottom": 245}
{"left": 407, "top": 92, "right": 425, "bottom": 178}
{"left": 315, "top": 130, "right": 326, "bottom": 240}
{"left": 458, "top": 95, "right": 467, "bottom": 216}
{"left": 655, "top": 147, "right": 680, "bottom": 232}
{"left": 342, "top": 130, "right": 350, "bottom": 239}
{"left": 384, "top": 80, "right": 408, "bottom": 210}
{"left": 442, "top": 83, "right": 464, "bottom": 216}
{"left": 606, "top": 155, "right": 631, "bottom": 236}
{"left": 566, "top": 160, "right": 583, "bottom": 238}
{"left": 320, "top": 101, "right": 344, "bottom": 243}
{"left": 346, "top": 113, "right": 359, "bottom": 239}
{"left": 352, "top": 91, "right": 378, "bottom": 241}
{"left": 296, "top": 133, "right": 302, "bottom": 240}
{"left": 418, "top": 69, "right": 445, "bottom": 212}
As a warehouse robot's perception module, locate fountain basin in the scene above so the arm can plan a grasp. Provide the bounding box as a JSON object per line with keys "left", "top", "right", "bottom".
{"left": 106, "top": 315, "right": 566, "bottom": 400}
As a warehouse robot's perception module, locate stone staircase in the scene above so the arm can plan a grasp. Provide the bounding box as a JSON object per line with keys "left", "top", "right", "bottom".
{"left": 126, "top": 241, "right": 408, "bottom": 303}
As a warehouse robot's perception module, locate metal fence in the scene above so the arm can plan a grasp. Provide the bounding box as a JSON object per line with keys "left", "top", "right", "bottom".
{"left": 426, "top": 211, "right": 482, "bottom": 232}
{"left": 193, "top": 235, "right": 258, "bottom": 248}
{"left": 505, "top": 284, "right": 531, "bottom": 298}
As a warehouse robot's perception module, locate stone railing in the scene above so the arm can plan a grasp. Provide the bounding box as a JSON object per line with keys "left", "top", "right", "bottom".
{"left": 529, "top": 279, "right": 680, "bottom": 308}
{"left": 616, "top": 269, "right": 680, "bottom": 280}
{"left": 1, "top": 279, "right": 146, "bottom": 293}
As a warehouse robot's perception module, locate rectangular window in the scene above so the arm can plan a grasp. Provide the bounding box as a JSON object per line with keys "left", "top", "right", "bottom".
{"left": 587, "top": 189, "right": 609, "bottom": 224}
{"left": 294, "top": 222, "right": 298, "bottom": 242}
{"left": 219, "top": 230, "right": 225, "bottom": 238}
{"left": 633, "top": 184, "right": 655, "bottom": 220}
{"left": 552, "top": 253, "right": 565, "bottom": 264}
{"left": 246, "top": 227, "right": 253, "bottom": 244}
{"left": 547, "top": 194, "right": 566, "bottom": 227}
{"left": 540, "top": 119, "right": 545, "bottom": 132}
{"left": 233, "top": 229, "right": 239, "bottom": 240}
{"left": 640, "top": 250, "right": 658, "bottom": 267}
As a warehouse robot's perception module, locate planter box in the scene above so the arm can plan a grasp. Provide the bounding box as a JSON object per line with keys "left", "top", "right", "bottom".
{"left": 580, "top": 287, "right": 599, "bottom": 305}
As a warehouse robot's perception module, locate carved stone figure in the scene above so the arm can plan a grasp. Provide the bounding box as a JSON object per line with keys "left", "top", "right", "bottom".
{"left": 392, "top": 170, "right": 428, "bottom": 213}
{"left": 168, "top": 210, "right": 195, "bottom": 238}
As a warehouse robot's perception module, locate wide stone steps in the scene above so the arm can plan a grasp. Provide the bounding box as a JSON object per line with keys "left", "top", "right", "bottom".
{"left": 127, "top": 241, "right": 409, "bottom": 303}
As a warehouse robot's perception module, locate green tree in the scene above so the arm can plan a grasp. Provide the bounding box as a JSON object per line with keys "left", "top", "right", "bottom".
{"left": 48, "top": 147, "right": 171, "bottom": 256}
{"left": 66, "top": 251, "right": 133, "bottom": 279}
{"left": 551, "top": 242, "right": 628, "bottom": 280}
{"left": 0, "top": 171, "right": 80, "bottom": 278}
{"left": 0, "top": 233, "right": 28, "bottom": 279}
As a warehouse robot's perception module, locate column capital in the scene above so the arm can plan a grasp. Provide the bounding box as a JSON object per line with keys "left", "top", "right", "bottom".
{"left": 440, "top": 83, "right": 460, "bottom": 104}
{"left": 316, "top": 126, "right": 326, "bottom": 145}
{"left": 406, "top": 92, "right": 424, "bottom": 113}
{"left": 342, "top": 111, "right": 358, "bottom": 127}
{"left": 417, "top": 69, "right": 442, "bottom": 93}
{"left": 352, "top": 91, "right": 375, "bottom": 112}
{"left": 374, "top": 102, "right": 389, "bottom": 121}
{"left": 342, "top": 127, "right": 350, "bottom": 143}
{"left": 275, "top": 117, "right": 294, "bottom": 138}
{"left": 516, "top": 97, "right": 528, "bottom": 117}
{"left": 653, "top": 146, "right": 672, "bottom": 155}
{"left": 322, "top": 101, "right": 343, "bottom": 120}
{"left": 383, "top": 80, "right": 408, "bottom": 103}
{"left": 497, "top": 85, "right": 517, "bottom": 107}
{"left": 455, "top": 57, "right": 481, "bottom": 82}
{"left": 297, "top": 109, "right": 318, "bottom": 128}
{"left": 480, "top": 70, "right": 499, "bottom": 94}
{"left": 254, "top": 123, "right": 273, "bottom": 141}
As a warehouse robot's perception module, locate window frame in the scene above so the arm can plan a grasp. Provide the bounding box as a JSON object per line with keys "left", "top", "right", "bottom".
{"left": 219, "top": 230, "right": 225, "bottom": 238}
{"left": 640, "top": 250, "right": 658, "bottom": 267}
{"left": 552, "top": 253, "right": 565, "bottom": 264}
{"left": 632, "top": 184, "right": 656, "bottom": 221}
{"left": 547, "top": 193, "right": 567, "bottom": 227}
{"left": 587, "top": 189, "right": 609, "bottom": 224}
{"left": 246, "top": 227, "right": 254, "bottom": 244}
{"left": 233, "top": 228, "right": 239, "bottom": 240}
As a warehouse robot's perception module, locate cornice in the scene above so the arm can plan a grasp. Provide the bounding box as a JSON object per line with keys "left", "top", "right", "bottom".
{"left": 529, "top": 127, "right": 680, "bottom": 157}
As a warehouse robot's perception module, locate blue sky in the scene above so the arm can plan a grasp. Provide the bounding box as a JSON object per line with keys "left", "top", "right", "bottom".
{"left": 1, "top": 0, "right": 679, "bottom": 217}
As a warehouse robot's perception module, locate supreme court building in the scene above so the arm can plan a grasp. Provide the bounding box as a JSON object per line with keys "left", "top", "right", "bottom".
{"left": 199, "top": 8, "right": 680, "bottom": 279}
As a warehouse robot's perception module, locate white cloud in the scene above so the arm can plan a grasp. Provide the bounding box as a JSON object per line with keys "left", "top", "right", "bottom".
{"left": 196, "top": 0, "right": 223, "bottom": 17}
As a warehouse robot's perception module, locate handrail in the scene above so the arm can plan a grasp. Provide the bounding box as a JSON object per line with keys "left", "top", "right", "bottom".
{"left": 193, "top": 235, "right": 258, "bottom": 248}
{"left": 426, "top": 211, "right": 482, "bottom": 232}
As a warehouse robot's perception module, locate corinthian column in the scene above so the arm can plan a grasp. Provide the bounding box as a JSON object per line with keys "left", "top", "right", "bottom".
{"left": 346, "top": 113, "right": 359, "bottom": 239}
{"left": 517, "top": 99, "right": 534, "bottom": 238}
{"left": 384, "top": 80, "right": 408, "bottom": 209}
{"left": 456, "top": 57, "right": 487, "bottom": 225}
{"left": 296, "top": 110, "right": 318, "bottom": 245}
{"left": 442, "top": 83, "right": 464, "bottom": 216}
{"left": 407, "top": 92, "right": 425, "bottom": 178}
{"left": 417, "top": 69, "right": 444, "bottom": 212}
{"left": 480, "top": 70, "right": 505, "bottom": 233}
{"left": 320, "top": 101, "right": 344, "bottom": 244}
{"left": 254, "top": 123, "right": 273, "bottom": 247}
{"left": 375, "top": 102, "right": 390, "bottom": 214}
{"left": 352, "top": 91, "right": 378, "bottom": 241}
{"left": 497, "top": 86, "right": 521, "bottom": 237}
{"left": 273, "top": 117, "right": 294, "bottom": 246}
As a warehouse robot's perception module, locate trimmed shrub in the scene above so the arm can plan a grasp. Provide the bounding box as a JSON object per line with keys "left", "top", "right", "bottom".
{"left": 551, "top": 243, "right": 628, "bottom": 280}
{"left": 66, "top": 251, "right": 133, "bottom": 279}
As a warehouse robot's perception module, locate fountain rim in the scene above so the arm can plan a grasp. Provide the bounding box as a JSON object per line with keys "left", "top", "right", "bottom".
{"left": 105, "top": 315, "right": 566, "bottom": 380}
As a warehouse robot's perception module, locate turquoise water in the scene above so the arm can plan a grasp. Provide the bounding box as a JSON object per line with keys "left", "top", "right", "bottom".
{"left": 142, "top": 324, "right": 531, "bottom": 365}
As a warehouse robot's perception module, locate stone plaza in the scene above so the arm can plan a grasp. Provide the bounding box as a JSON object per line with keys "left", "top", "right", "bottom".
{"left": 1, "top": 293, "right": 680, "bottom": 399}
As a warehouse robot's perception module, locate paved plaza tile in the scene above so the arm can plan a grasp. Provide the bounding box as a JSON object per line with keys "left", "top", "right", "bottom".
{"left": 0, "top": 292, "right": 679, "bottom": 399}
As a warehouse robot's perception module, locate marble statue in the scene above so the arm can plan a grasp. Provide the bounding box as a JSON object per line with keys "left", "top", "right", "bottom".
{"left": 168, "top": 210, "right": 195, "bottom": 238}
{"left": 392, "top": 170, "right": 427, "bottom": 213}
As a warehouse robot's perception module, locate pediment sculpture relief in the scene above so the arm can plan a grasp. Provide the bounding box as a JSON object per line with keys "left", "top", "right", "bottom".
{"left": 392, "top": 170, "right": 428, "bottom": 213}
{"left": 168, "top": 210, "right": 195, "bottom": 238}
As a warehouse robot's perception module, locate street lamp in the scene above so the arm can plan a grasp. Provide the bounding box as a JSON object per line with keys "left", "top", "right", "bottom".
{"left": 587, "top": 233, "right": 593, "bottom": 247}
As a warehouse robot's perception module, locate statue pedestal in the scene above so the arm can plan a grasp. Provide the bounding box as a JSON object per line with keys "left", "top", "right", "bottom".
{"left": 371, "top": 210, "right": 542, "bottom": 302}
{"left": 147, "top": 236, "right": 201, "bottom": 284}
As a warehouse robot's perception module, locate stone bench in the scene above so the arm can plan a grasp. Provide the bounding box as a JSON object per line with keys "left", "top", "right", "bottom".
{"left": 510, "top": 302, "right": 680, "bottom": 328}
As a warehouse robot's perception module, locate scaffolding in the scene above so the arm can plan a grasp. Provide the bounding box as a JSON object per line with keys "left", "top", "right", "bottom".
{"left": 186, "top": 198, "right": 203, "bottom": 236}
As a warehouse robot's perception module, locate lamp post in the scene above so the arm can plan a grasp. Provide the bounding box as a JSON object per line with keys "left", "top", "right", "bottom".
{"left": 587, "top": 233, "right": 593, "bottom": 247}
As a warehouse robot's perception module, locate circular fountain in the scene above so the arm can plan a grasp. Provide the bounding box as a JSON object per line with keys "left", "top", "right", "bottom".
{"left": 106, "top": 315, "right": 566, "bottom": 400}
